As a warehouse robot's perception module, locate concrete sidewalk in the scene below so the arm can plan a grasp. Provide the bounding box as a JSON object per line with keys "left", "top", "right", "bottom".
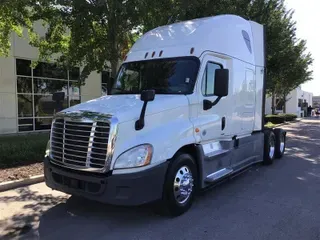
{"left": 0, "top": 183, "right": 68, "bottom": 239}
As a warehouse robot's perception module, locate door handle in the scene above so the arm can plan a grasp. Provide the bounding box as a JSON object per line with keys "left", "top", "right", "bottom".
{"left": 221, "top": 117, "right": 226, "bottom": 131}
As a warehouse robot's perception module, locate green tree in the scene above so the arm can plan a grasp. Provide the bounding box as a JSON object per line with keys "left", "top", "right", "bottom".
{"left": 0, "top": 0, "right": 313, "bottom": 100}
{"left": 0, "top": 0, "right": 141, "bottom": 83}
{"left": 274, "top": 39, "right": 313, "bottom": 112}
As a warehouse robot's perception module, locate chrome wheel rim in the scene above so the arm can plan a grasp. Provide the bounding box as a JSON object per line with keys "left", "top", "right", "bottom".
{"left": 280, "top": 134, "right": 285, "bottom": 153}
{"left": 269, "top": 136, "right": 275, "bottom": 159}
{"left": 173, "top": 166, "right": 194, "bottom": 204}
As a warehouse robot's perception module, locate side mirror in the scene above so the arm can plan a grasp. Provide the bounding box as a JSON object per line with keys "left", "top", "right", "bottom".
{"left": 141, "top": 89, "right": 155, "bottom": 102}
{"left": 135, "top": 90, "right": 155, "bottom": 131}
{"left": 203, "top": 69, "right": 229, "bottom": 111}
{"left": 214, "top": 69, "right": 229, "bottom": 97}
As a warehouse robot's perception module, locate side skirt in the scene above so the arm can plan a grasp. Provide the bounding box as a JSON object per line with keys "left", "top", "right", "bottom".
{"left": 199, "top": 132, "right": 264, "bottom": 189}
{"left": 199, "top": 162, "right": 257, "bottom": 194}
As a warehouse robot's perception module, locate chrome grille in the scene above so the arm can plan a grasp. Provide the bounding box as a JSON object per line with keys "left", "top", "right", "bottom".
{"left": 50, "top": 118, "right": 110, "bottom": 169}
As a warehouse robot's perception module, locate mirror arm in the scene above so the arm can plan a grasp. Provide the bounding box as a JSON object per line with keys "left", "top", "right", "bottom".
{"left": 203, "top": 96, "right": 222, "bottom": 111}
{"left": 135, "top": 89, "right": 155, "bottom": 131}
{"left": 135, "top": 101, "right": 148, "bottom": 130}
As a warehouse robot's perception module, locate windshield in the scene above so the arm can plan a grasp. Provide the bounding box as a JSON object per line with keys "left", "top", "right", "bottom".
{"left": 110, "top": 57, "right": 199, "bottom": 95}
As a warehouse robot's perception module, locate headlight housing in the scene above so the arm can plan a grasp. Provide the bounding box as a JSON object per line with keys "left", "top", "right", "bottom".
{"left": 114, "top": 144, "right": 153, "bottom": 169}
{"left": 45, "top": 140, "right": 50, "bottom": 158}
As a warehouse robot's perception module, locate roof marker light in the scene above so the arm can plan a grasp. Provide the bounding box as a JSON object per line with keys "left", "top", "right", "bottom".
{"left": 190, "top": 47, "right": 195, "bottom": 54}
{"left": 145, "top": 52, "right": 149, "bottom": 58}
{"left": 159, "top": 50, "right": 163, "bottom": 57}
{"left": 152, "top": 51, "right": 155, "bottom": 58}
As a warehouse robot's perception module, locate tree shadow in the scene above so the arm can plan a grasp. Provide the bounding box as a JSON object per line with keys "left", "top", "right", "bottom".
{"left": 0, "top": 186, "right": 167, "bottom": 240}
{"left": 0, "top": 187, "right": 68, "bottom": 239}
{"left": 37, "top": 196, "right": 169, "bottom": 240}
{"left": 283, "top": 120, "right": 320, "bottom": 165}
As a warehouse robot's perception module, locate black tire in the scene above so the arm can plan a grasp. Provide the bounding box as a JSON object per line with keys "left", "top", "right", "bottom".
{"left": 274, "top": 128, "right": 286, "bottom": 158}
{"left": 263, "top": 130, "right": 276, "bottom": 165}
{"left": 160, "top": 153, "right": 197, "bottom": 217}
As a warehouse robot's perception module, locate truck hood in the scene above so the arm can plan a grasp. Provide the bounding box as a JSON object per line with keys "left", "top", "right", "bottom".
{"left": 62, "top": 94, "right": 189, "bottom": 122}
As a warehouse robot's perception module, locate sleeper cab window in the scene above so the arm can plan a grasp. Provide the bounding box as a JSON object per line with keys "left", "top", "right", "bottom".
{"left": 201, "top": 62, "right": 222, "bottom": 96}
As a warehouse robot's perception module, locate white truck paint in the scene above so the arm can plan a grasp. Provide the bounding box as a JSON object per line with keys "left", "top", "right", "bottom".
{"left": 44, "top": 14, "right": 286, "bottom": 216}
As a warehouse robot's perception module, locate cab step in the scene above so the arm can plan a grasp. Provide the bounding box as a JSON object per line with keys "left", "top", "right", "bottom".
{"left": 205, "top": 168, "right": 233, "bottom": 183}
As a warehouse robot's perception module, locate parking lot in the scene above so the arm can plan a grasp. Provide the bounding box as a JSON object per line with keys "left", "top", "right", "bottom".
{"left": 1, "top": 119, "right": 320, "bottom": 240}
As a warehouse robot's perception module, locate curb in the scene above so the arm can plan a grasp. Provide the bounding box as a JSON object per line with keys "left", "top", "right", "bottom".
{"left": 0, "top": 174, "right": 44, "bottom": 192}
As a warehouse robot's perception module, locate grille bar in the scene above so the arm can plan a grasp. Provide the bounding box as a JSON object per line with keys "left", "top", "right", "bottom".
{"left": 52, "top": 145, "right": 106, "bottom": 156}
{"left": 63, "top": 158, "right": 86, "bottom": 165}
{"left": 52, "top": 141, "right": 107, "bottom": 151}
{"left": 86, "top": 122, "right": 97, "bottom": 167}
{"left": 54, "top": 127, "right": 93, "bottom": 133}
{"left": 50, "top": 118, "right": 110, "bottom": 170}
{"left": 52, "top": 131, "right": 109, "bottom": 140}
{"left": 55, "top": 122, "right": 110, "bottom": 128}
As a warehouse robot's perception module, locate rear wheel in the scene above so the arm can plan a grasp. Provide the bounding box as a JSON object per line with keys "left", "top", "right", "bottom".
{"left": 274, "top": 128, "right": 286, "bottom": 158}
{"left": 263, "top": 130, "right": 276, "bottom": 165}
{"left": 161, "top": 153, "right": 197, "bottom": 217}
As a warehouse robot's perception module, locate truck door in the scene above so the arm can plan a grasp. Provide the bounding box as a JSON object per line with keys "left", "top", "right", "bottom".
{"left": 196, "top": 55, "right": 230, "bottom": 142}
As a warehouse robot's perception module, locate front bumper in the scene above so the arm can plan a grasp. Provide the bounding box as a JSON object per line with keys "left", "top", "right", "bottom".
{"left": 44, "top": 157, "right": 168, "bottom": 206}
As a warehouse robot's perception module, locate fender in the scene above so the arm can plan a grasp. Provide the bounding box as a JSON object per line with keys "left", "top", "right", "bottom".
{"left": 111, "top": 105, "right": 197, "bottom": 171}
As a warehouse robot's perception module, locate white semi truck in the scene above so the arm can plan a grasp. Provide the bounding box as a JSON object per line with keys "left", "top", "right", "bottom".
{"left": 44, "top": 14, "right": 286, "bottom": 216}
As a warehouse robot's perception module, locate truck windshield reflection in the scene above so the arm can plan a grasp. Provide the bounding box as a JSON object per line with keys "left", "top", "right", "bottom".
{"left": 111, "top": 57, "right": 199, "bottom": 95}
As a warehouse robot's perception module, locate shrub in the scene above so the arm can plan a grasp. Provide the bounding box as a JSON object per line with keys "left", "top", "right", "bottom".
{"left": 265, "top": 115, "right": 285, "bottom": 124}
{"left": 265, "top": 114, "right": 297, "bottom": 124}
{"left": 281, "top": 113, "right": 297, "bottom": 121}
{"left": 0, "top": 133, "right": 49, "bottom": 169}
{"left": 265, "top": 122, "right": 276, "bottom": 128}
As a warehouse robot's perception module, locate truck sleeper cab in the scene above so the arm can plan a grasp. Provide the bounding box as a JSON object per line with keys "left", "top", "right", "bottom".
{"left": 44, "top": 14, "right": 287, "bottom": 216}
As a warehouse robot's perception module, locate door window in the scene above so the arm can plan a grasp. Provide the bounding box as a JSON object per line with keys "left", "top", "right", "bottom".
{"left": 201, "top": 62, "right": 222, "bottom": 96}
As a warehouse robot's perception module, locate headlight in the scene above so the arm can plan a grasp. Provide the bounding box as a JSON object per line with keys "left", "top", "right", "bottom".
{"left": 45, "top": 140, "right": 50, "bottom": 158}
{"left": 114, "top": 144, "right": 153, "bottom": 169}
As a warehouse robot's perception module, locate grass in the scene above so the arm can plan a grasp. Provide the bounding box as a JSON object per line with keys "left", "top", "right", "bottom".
{"left": 265, "top": 122, "right": 277, "bottom": 128}
{"left": 0, "top": 133, "right": 49, "bottom": 169}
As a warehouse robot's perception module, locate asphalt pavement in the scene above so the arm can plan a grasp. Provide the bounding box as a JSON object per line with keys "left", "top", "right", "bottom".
{"left": 1, "top": 119, "right": 320, "bottom": 240}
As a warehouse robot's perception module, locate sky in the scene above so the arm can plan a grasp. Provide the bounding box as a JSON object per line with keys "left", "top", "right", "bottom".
{"left": 285, "top": 0, "right": 319, "bottom": 96}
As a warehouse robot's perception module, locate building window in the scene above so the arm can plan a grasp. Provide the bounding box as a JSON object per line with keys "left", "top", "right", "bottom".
{"left": 16, "top": 59, "right": 81, "bottom": 132}
{"left": 102, "top": 70, "right": 112, "bottom": 95}
{"left": 298, "top": 98, "right": 303, "bottom": 108}
{"left": 201, "top": 62, "right": 222, "bottom": 96}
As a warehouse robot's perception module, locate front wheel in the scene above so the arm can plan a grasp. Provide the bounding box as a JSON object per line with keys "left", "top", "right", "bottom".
{"left": 161, "top": 153, "right": 197, "bottom": 217}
